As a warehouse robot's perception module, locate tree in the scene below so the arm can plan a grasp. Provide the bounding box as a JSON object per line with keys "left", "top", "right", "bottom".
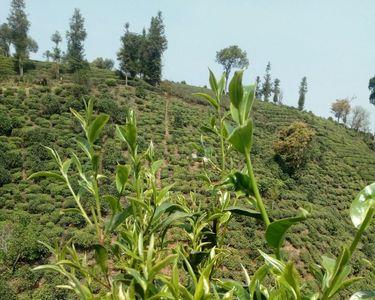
{"left": 255, "top": 76, "right": 262, "bottom": 99}
{"left": 66, "top": 8, "right": 87, "bottom": 72}
{"left": 117, "top": 23, "right": 143, "bottom": 78}
{"left": 216, "top": 45, "right": 248, "bottom": 90}
{"left": 272, "top": 78, "right": 281, "bottom": 103}
{"left": 92, "top": 57, "right": 114, "bottom": 70}
{"left": 350, "top": 106, "right": 370, "bottom": 132}
{"left": 43, "top": 50, "right": 51, "bottom": 62}
{"left": 298, "top": 76, "right": 307, "bottom": 110}
{"left": 0, "top": 23, "right": 12, "bottom": 57}
{"left": 7, "top": 0, "right": 38, "bottom": 77}
{"left": 261, "top": 62, "right": 272, "bottom": 102}
{"left": 369, "top": 76, "right": 375, "bottom": 105}
{"left": 143, "top": 11, "right": 167, "bottom": 85}
{"left": 330, "top": 98, "right": 351, "bottom": 124}
{"left": 50, "top": 31, "right": 63, "bottom": 77}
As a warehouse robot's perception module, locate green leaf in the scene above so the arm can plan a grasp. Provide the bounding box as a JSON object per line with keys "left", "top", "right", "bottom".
{"left": 105, "top": 206, "right": 132, "bottom": 233}
{"left": 228, "top": 118, "right": 253, "bottom": 154}
{"left": 194, "top": 260, "right": 214, "bottom": 300}
{"left": 32, "top": 264, "right": 61, "bottom": 273}
{"left": 125, "top": 268, "right": 147, "bottom": 291}
{"left": 93, "top": 244, "right": 108, "bottom": 273}
{"left": 350, "top": 291, "right": 375, "bottom": 300}
{"left": 225, "top": 206, "right": 262, "bottom": 221}
{"left": 88, "top": 114, "right": 109, "bottom": 144}
{"left": 193, "top": 93, "right": 219, "bottom": 110}
{"left": 116, "top": 121, "right": 137, "bottom": 154}
{"left": 229, "top": 70, "right": 244, "bottom": 109}
{"left": 225, "top": 172, "right": 254, "bottom": 196}
{"left": 153, "top": 202, "right": 184, "bottom": 223}
{"left": 350, "top": 182, "right": 375, "bottom": 228}
{"left": 149, "top": 254, "right": 177, "bottom": 279}
{"left": 279, "top": 262, "right": 301, "bottom": 299}
{"left": 28, "top": 171, "right": 65, "bottom": 182}
{"left": 265, "top": 208, "right": 308, "bottom": 251}
{"left": 242, "top": 85, "right": 255, "bottom": 121}
{"left": 103, "top": 195, "right": 121, "bottom": 213}
{"left": 217, "top": 73, "right": 226, "bottom": 98}
{"left": 116, "top": 164, "right": 130, "bottom": 194}
{"left": 208, "top": 69, "right": 218, "bottom": 95}
{"left": 259, "top": 250, "right": 285, "bottom": 273}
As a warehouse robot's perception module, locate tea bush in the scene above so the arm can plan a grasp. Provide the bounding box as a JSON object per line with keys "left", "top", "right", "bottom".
{"left": 29, "top": 71, "right": 375, "bottom": 299}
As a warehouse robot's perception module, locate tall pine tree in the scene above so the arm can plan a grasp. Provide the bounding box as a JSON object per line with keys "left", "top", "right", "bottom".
{"left": 7, "top": 0, "right": 38, "bottom": 76}
{"left": 143, "top": 11, "right": 167, "bottom": 85}
{"left": 298, "top": 76, "right": 308, "bottom": 110}
{"left": 272, "top": 78, "right": 281, "bottom": 103}
{"left": 261, "top": 62, "right": 272, "bottom": 102}
{"left": 66, "top": 8, "right": 87, "bottom": 72}
{"left": 255, "top": 76, "right": 262, "bottom": 99}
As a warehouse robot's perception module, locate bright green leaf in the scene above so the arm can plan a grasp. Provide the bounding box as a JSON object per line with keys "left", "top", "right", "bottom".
{"left": 228, "top": 118, "right": 253, "bottom": 154}
{"left": 88, "top": 114, "right": 109, "bottom": 144}
{"left": 350, "top": 182, "right": 375, "bottom": 228}
{"left": 265, "top": 208, "right": 308, "bottom": 251}
{"left": 229, "top": 70, "right": 244, "bottom": 109}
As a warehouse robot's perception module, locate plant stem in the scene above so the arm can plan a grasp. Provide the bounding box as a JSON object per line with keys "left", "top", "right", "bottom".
{"left": 349, "top": 207, "right": 374, "bottom": 255}
{"left": 322, "top": 207, "right": 374, "bottom": 300}
{"left": 245, "top": 153, "right": 270, "bottom": 227}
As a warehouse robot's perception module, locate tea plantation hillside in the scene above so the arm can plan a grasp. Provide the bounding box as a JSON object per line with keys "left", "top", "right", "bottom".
{"left": 0, "top": 66, "right": 375, "bottom": 298}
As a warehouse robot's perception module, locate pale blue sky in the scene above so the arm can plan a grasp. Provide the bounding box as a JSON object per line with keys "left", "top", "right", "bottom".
{"left": 1, "top": 0, "right": 374, "bottom": 128}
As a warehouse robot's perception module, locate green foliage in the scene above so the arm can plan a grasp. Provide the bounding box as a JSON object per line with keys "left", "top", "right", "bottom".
{"left": 27, "top": 71, "right": 374, "bottom": 299}
{"left": 0, "top": 55, "right": 15, "bottom": 78}
{"left": 0, "top": 111, "right": 13, "bottom": 136}
{"left": 117, "top": 12, "right": 167, "bottom": 85}
{"left": 216, "top": 45, "right": 249, "bottom": 87}
{"left": 261, "top": 62, "right": 272, "bottom": 102}
{"left": 0, "top": 61, "right": 374, "bottom": 297}
{"left": 273, "top": 121, "right": 316, "bottom": 173}
{"left": 92, "top": 57, "right": 114, "bottom": 70}
{"left": 298, "top": 76, "right": 308, "bottom": 111}
{"left": 66, "top": 8, "right": 87, "bottom": 72}
{"left": 105, "top": 78, "right": 117, "bottom": 87}
{"left": 369, "top": 75, "right": 375, "bottom": 105}
{"left": 7, "top": 0, "right": 38, "bottom": 76}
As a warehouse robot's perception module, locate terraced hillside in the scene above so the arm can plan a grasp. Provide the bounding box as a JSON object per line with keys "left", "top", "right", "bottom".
{"left": 0, "top": 68, "right": 374, "bottom": 298}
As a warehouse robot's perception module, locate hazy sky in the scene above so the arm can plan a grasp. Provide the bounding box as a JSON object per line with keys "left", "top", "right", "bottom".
{"left": 1, "top": 0, "right": 374, "bottom": 128}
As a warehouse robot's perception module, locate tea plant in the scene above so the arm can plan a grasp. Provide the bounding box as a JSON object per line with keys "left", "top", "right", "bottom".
{"left": 30, "top": 70, "right": 375, "bottom": 299}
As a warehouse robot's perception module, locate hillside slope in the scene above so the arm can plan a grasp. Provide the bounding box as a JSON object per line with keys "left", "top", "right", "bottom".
{"left": 0, "top": 69, "right": 374, "bottom": 298}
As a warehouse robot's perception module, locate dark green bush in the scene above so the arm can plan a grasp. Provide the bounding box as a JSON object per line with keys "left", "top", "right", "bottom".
{"left": 135, "top": 86, "right": 146, "bottom": 99}
{"left": 0, "top": 112, "right": 12, "bottom": 136}
{"left": 0, "top": 166, "right": 11, "bottom": 187}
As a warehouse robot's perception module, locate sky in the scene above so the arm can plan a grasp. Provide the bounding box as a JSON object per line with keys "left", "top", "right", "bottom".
{"left": 1, "top": 0, "right": 375, "bottom": 128}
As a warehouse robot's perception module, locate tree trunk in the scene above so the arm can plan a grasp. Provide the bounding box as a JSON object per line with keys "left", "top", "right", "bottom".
{"left": 19, "top": 58, "right": 23, "bottom": 78}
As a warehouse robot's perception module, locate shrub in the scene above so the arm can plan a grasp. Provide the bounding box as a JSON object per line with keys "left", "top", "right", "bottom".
{"left": 0, "top": 166, "right": 11, "bottom": 187}
{"left": 0, "top": 279, "right": 16, "bottom": 300}
{"left": 41, "top": 94, "right": 62, "bottom": 116}
{"left": 135, "top": 85, "right": 146, "bottom": 99}
{"left": 0, "top": 56, "right": 15, "bottom": 78}
{"left": 0, "top": 112, "right": 13, "bottom": 136}
{"left": 105, "top": 78, "right": 117, "bottom": 87}
{"left": 273, "top": 121, "right": 316, "bottom": 174}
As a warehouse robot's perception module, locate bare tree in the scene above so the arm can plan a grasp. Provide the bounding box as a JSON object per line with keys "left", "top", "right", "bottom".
{"left": 350, "top": 106, "right": 370, "bottom": 132}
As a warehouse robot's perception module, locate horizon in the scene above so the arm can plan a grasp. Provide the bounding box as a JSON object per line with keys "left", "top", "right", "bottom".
{"left": 1, "top": 0, "right": 374, "bottom": 128}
